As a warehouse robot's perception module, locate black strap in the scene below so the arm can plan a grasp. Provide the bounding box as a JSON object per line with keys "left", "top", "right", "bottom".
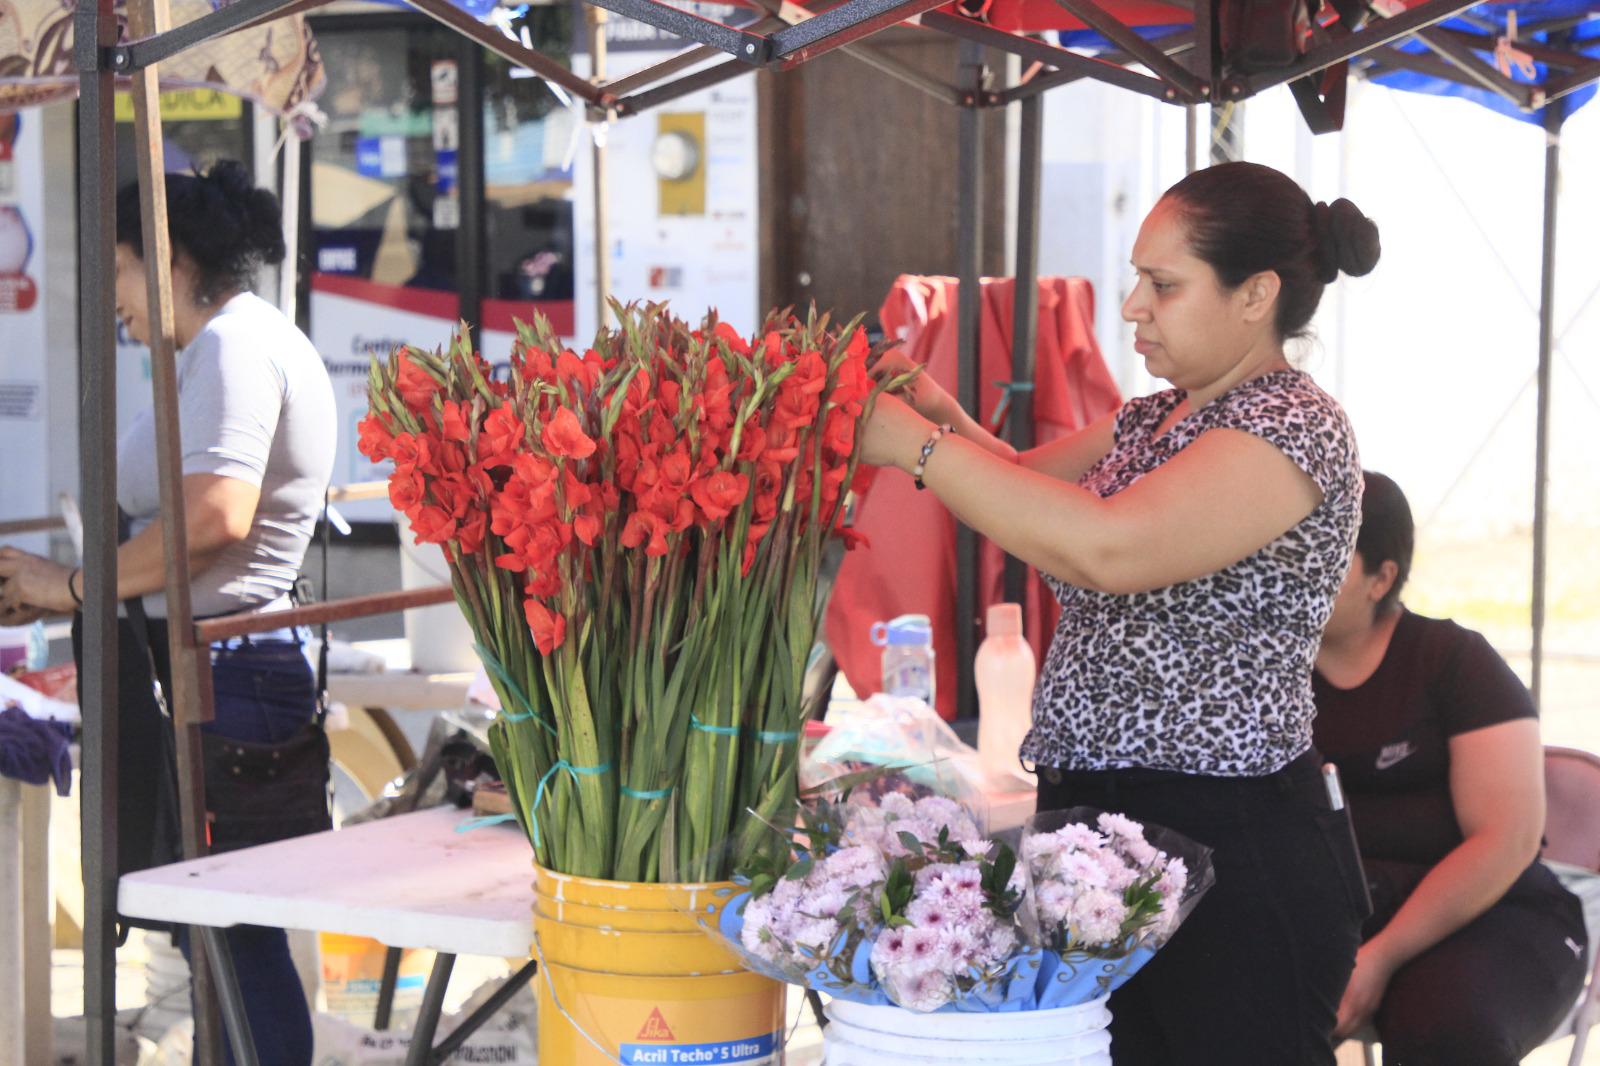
{"left": 317, "top": 488, "right": 331, "bottom": 725}
{"left": 117, "top": 508, "right": 168, "bottom": 717}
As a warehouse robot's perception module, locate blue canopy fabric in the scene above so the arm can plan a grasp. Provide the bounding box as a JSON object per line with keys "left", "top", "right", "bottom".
{"left": 1361, "top": 2, "right": 1600, "bottom": 123}
{"left": 1053, "top": 2, "right": 1599, "bottom": 123}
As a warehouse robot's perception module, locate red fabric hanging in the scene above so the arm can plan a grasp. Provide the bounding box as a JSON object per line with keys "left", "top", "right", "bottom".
{"left": 825, "top": 274, "right": 1121, "bottom": 720}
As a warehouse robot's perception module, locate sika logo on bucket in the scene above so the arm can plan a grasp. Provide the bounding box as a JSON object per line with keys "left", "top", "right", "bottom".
{"left": 637, "top": 1008, "right": 677, "bottom": 1042}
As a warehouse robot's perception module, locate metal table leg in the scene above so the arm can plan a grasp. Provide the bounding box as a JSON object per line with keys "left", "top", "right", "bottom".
{"left": 198, "top": 926, "right": 260, "bottom": 1066}
{"left": 374, "top": 946, "right": 404, "bottom": 1030}
{"left": 430, "top": 960, "right": 539, "bottom": 1060}
{"left": 404, "top": 952, "right": 456, "bottom": 1066}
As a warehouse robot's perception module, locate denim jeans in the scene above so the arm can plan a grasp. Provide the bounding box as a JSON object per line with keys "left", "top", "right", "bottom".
{"left": 176, "top": 630, "right": 316, "bottom": 1066}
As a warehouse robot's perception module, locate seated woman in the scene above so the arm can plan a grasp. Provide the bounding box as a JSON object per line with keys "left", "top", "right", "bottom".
{"left": 1315, "top": 471, "right": 1588, "bottom": 1065}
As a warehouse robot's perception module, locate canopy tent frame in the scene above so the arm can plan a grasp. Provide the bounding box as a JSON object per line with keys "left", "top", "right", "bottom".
{"left": 72, "top": 0, "right": 1599, "bottom": 1056}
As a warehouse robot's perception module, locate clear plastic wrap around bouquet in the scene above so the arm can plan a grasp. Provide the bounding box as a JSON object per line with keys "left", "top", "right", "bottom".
{"left": 1021, "top": 807, "right": 1215, "bottom": 1008}
{"left": 698, "top": 783, "right": 1214, "bottom": 1014}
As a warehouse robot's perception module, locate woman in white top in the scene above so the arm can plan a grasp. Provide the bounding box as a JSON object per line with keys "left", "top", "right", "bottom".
{"left": 0, "top": 159, "right": 334, "bottom": 1066}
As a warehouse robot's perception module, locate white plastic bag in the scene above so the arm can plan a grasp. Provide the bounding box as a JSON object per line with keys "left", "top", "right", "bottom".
{"left": 310, "top": 976, "right": 537, "bottom": 1065}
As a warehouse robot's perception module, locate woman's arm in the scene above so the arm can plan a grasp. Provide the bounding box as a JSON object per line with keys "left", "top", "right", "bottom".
{"left": 1334, "top": 718, "right": 1545, "bottom": 1035}
{"left": 873, "top": 350, "right": 1119, "bottom": 481}
{"left": 0, "top": 473, "right": 260, "bottom": 613}
{"left": 860, "top": 394, "right": 1321, "bottom": 594}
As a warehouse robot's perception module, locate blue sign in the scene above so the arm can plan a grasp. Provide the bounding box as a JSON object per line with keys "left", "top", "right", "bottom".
{"left": 436, "top": 148, "right": 459, "bottom": 195}
{"left": 355, "top": 137, "right": 384, "bottom": 178}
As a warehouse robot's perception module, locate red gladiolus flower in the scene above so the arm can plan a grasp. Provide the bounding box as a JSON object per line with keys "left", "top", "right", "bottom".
{"left": 829, "top": 357, "right": 871, "bottom": 415}
{"left": 440, "top": 400, "right": 471, "bottom": 442}
{"left": 409, "top": 506, "right": 457, "bottom": 544}
{"left": 690, "top": 471, "right": 750, "bottom": 523}
{"left": 482, "top": 404, "right": 524, "bottom": 461}
{"left": 527, "top": 569, "right": 562, "bottom": 599}
{"left": 556, "top": 350, "right": 594, "bottom": 393}
{"left": 773, "top": 383, "right": 819, "bottom": 432}
{"left": 574, "top": 513, "right": 601, "bottom": 545}
{"left": 517, "top": 344, "right": 554, "bottom": 383}
{"left": 713, "top": 320, "right": 751, "bottom": 357}
{"left": 396, "top": 350, "right": 441, "bottom": 412}
{"left": 356, "top": 414, "right": 393, "bottom": 462}
{"left": 543, "top": 408, "right": 596, "bottom": 460}
{"left": 389, "top": 470, "right": 424, "bottom": 513}
{"left": 660, "top": 379, "right": 682, "bottom": 418}
{"left": 822, "top": 407, "right": 855, "bottom": 457}
{"left": 620, "top": 511, "right": 670, "bottom": 557}
{"left": 660, "top": 448, "right": 692, "bottom": 494}
{"left": 561, "top": 465, "right": 593, "bottom": 511}
{"left": 524, "top": 598, "right": 567, "bottom": 655}
{"left": 458, "top": 511, "right": 488, "bottom": 554}
{"left": 762, "top": 332, "right": 785, "bottom": 368}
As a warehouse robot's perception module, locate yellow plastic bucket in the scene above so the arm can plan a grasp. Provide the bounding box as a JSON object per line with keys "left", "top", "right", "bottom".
{"left": 533, "top": 865, "right": 786, "bottom": 1065}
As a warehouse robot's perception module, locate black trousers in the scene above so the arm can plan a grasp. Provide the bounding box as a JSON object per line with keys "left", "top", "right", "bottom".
{"left": 1366, "top": 859, "right": 1588, "bottom": 1066}
{"left": 1037, "top": 749, "right": 1367, "bottom": 1066}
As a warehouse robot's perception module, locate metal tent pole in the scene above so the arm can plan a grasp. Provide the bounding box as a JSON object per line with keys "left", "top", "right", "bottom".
{"left": 590, "top": 6, "right": 612, "bottom": 327}
{"left": 74, "top": 0, "right": 120, "bottom": 1057}
{"left": 955, "top": 39, "right": 986, "bottom": 719}
{"left": 1531, "top": 101, "right": 1563, "bottom": 711}
{"left": 1004, "top": 92, "right": 1042, "bottom": 608}
{"left": 124, "top": 0, "right": 230, "bottom": 1054}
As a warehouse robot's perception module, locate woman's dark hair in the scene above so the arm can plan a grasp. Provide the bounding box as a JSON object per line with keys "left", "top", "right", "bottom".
{"left": 116, "top": 159, "right": 286, "bottom": 304}
{"left": 1162, "top": 161, "right": 1381, "bottom": 340}
{"left": 1356, "top": 470, "right": 1414, "bottom": 614}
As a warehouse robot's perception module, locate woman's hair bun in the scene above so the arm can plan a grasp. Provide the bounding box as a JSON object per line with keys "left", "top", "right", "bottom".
{"left": 205, "top": 160, "right": 286, "bottom": 266}
{"left": 1312, "top": 198, "right": 1380, "bottom": 282}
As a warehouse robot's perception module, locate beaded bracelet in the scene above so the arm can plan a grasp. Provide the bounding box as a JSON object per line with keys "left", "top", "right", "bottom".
{"left": 912, "top": 423, "right": 955, "bottom": 491}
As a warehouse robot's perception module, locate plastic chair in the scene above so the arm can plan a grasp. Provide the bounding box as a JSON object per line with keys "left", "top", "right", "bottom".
{"left": 1537, "top": 746, "right": 1600, "bottom": 1064}
{"left": 1351, "top": 745, "right": 1600, "bottom": 1066}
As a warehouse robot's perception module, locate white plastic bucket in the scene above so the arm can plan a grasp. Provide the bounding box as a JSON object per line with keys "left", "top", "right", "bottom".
{"left": 824, "top": 997, "right": 1112, "bottom": 1065}
{"left": 395, "top": 513, "right": 478, "bottom": 674}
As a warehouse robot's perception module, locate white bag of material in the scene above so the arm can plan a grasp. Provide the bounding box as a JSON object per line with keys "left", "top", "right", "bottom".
{"left": 311, "top": 976, "right": 537, "bottom": 1065}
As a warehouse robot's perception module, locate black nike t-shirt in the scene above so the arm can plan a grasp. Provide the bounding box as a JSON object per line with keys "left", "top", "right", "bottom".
{"left": 1312, "top": 610, "right": 1536, "bottom": 867}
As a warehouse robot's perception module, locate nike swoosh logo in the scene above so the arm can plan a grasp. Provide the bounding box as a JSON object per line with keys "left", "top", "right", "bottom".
{"left": 1375, "top": 743, "right": 1414, "bottom": 771}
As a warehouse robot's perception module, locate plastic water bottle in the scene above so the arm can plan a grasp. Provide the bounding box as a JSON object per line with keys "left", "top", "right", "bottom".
{"left": 870, "top": 614, "right": 936, "bottom": 707}
{"left": 975, "top": 603, "right": 1037, "bottom": 785}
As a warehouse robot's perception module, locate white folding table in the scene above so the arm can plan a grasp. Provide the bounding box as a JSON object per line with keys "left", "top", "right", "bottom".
{"left": 118, "top": 804, "right": 536, "bottom": 1066}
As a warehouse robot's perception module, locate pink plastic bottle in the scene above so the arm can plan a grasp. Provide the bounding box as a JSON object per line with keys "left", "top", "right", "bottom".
{"left": 975, "top": 603, "right": 1037, "bottom": 785}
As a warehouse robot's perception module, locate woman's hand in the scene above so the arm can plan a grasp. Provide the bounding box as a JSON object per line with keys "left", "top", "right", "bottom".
{"left": 0, "top": 602, "right": 49, "bottom": 627}
{"left": 870, "top": 348, "right": 952, "bottom": 424}
{"left": 0, "top": 547, "right": 79, "bottom": 616}
{"left": 859, "top": 394, "right": 935, "bottom": 471}
{"left": 1333, "top": 941, "right": 1396, "bottom": 1039}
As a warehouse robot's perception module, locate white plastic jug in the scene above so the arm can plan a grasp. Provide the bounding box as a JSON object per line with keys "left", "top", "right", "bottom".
{"left": 975, "top": 603, "right": 1037, "bottom": 785}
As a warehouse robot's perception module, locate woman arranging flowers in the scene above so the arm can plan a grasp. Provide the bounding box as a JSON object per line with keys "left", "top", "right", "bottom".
{"left": 859, "top": 161, "right": 1379, "bottom": 1063}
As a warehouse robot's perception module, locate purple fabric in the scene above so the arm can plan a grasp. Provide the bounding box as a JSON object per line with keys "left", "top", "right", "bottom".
{"left": 0, "top": 704, "right": 74, "bottom": 796}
